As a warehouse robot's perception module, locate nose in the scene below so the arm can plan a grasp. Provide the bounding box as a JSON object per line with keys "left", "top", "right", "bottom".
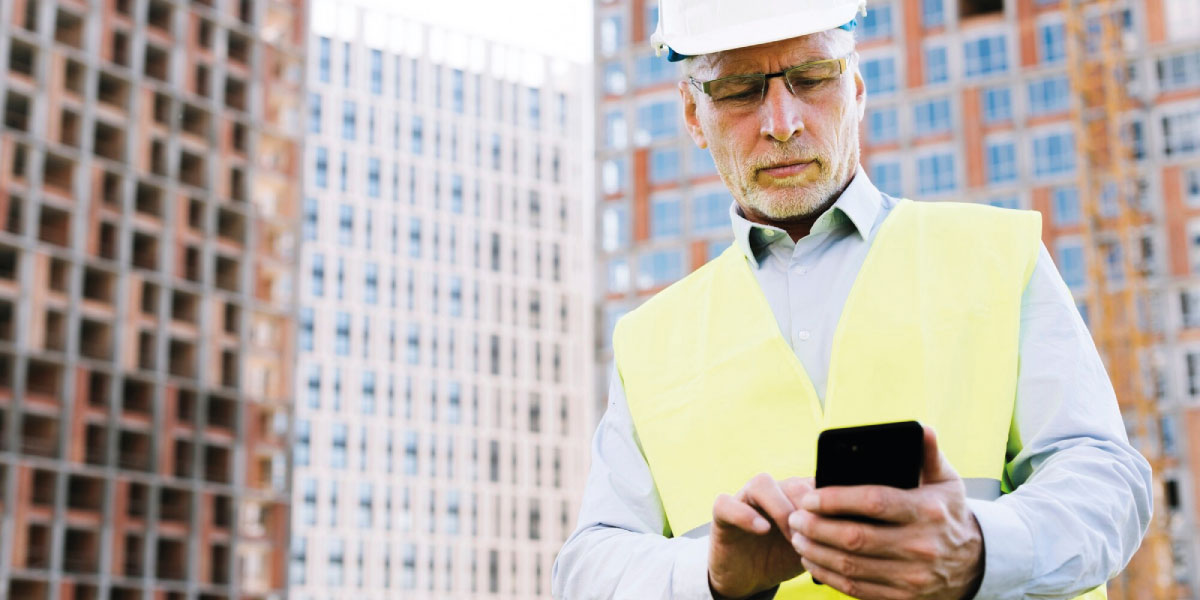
{"left": 759, "top": 77, "right": 804, "bottom": 143}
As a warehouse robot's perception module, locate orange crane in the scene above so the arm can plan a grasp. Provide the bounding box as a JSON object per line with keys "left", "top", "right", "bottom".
{"left": 1063, "top": 0, "right": 1175, "bottom": 597}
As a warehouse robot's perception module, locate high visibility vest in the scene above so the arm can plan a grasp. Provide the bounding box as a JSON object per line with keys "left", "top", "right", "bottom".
{"left": 613, "top": 200, "right": 1106, "bottom": 599}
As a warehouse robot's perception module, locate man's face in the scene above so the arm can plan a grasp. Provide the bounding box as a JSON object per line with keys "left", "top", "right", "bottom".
{"left": 680, "top": 31, "right": 866, "bottom": 222}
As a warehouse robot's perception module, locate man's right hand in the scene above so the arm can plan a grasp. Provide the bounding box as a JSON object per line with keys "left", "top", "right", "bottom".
{"left": 708, "top": 474, "right": 813, "bottom": 599}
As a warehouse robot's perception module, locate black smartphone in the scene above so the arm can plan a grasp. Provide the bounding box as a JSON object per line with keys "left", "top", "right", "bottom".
{"left": 815, "top": 420, "right": 924, "bottom": 490}
{"left": 810, "top": 421, "right": 924, "bottom": 586}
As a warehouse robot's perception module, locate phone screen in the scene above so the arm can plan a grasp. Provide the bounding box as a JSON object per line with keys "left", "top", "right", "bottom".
{"left": 815, "top": 420, "right": 924, "bottom": 490}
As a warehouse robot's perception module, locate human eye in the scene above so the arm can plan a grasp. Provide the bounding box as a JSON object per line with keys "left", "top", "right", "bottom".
{"left": 709, "top": 76, "right": 762, "bottom": 102}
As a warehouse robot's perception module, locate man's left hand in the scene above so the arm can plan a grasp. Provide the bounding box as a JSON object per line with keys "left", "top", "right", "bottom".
{"left": 788, "top": 426, "right": 985, "bottom": 600}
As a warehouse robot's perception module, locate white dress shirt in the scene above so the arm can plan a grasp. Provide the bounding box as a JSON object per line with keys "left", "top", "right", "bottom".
{"left": 552, "top": 167, "right": 1153, "bottom": 600}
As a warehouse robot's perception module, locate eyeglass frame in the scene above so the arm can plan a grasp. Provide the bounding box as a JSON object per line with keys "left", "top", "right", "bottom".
{"left": 688, "top": 55, "right": 853, "bottom": 104}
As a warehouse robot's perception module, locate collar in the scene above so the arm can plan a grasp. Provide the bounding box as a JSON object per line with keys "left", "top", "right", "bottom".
{"left": 730, "top": 165, "right": 882, "bottom": 268}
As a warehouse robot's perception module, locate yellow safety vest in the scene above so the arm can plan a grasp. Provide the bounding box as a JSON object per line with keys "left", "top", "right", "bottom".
{"left": 613, "top": 200, "right": 1106, "bottom": 599}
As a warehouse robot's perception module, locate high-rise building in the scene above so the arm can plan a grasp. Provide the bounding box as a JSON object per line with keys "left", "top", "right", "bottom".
{"left": 0, "top": 0, "right": 303, "bottom": 598}
{"left": 594, "top": 0, "right": 1200, "bottom": 595}
{"left": 292, "top": 2, "right": 593, "bottom": 598}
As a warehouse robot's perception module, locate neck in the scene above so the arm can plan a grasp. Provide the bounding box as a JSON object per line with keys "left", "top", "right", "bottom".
{"left": 739, "top": 172, "right": 856, "bottom": 242}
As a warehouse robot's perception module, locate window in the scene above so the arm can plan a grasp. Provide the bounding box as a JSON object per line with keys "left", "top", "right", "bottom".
{"left": 964, "top": 35, "right": 1008, "bottom": 78}
{"left": 303, "top": 197, "right": 318, "bottom": 241}
{"left": 318, "top": 37, "right": 331, "bottom": 83}
{"left": 1057, "top": 240, "right": 1085, "bottom": 288}
{"left": 367, "top": 158, "right": 381, "bottom": 198}
{"left": 370, "top": 49, "right": 383, "bottom": 94}
{"left": 528, "top": 87, "right": 541, "bottom": 129}
{"left": 871, "top": 160, "right": 902, "bottom": 197}
{"left": 1027, "top": 76, "right": 1070, "bottom": 116}
{"left": 650, "top": 194, "right": 681, "bottom": 238}
{"left": 452, "top": 69, "right": 465, "bottom": 113}
{"left": 987, "top": 196, "right": 1020, "bottom": 209}
{"left": 602, "top": 158, "right": 629, "bottom": 194}
{"left": 868, "top": 107, "right": 899, "bottom": 143}
{"left": 338, "top": 205, "right": 353, "bottom": 246}
{"left": 409, "top": 217, "right": 421, "bottom": 258}
{"left": 690, "top": 146, "right": 718, "bottom": 176}
{"left": 1186, "top": 168, "right": 1200, "bottom": 207}
{"left": 315, "top": 147, "right": 328, "bottom": 189}
{"left": 859, "top": 4, "right": 893, "bottom": 40}
{"left": 925, "top": 46, "right": 949, "bottom": 84}
{"left": 707, "top": 240, "right": 728, "bottom": 260}
{"left": 311, "top": 254, "right": 325, "bottom": 297}
{"left": 1157, "top": 49, "right": 1200, "bottom": 92}
{"left": 411, "top": 116, "right": 423, "bottom": 155}
{"left": 600, "top": 14, "right": 624, "bottom": 55}
{"left": 364, "top": 263, "right": 378, "bottom": 305}
{"left": 605, "top": 109, "right": 627, "bottom": 149}
{"left": 982, "top": 87, "right": 1012, "bottom": 123}
{"left": 1163, "top": 109, "right": 1200, "bottom": 156}
{"left": 342, "top": 41, "right": 351, "bottom": 87}
{"left": 407, "top": 324, "right": 419, "bottom": 365}
{"left": 299, "top": 308, "right": 314, "bottom": 351}
{"left": 914, "top": 97, "right": 952, "bottom": 136}
{"left": 1053, "top": 186, "right": 1080, "bottom": 225}
{"left": 602, "top": 204, "right": 630, "bottom": 252}
{"left": 637, "top": 249, "right": 684, "bottom": 288}
{"left": 692, "top": 190, "right": 729, "bottom": 232}
{"left": 1182, "top": 288, "right": 1200, "bottom": 329}
{"left": 649, "top": 148, "right": 680, "bottom": 183}
{"left": 1039, "top": 23, "right": 1066, "bottom": 64}
{"left": 607, "top": 258, "right": 630, "bottom": 293}
{"left": 636, "top": 101, "right": 678, "bottom": 143}
{"left": 636, "top": 55, "right": 676, "bottom": 87}
{"left": 916, "top": 153, "right": 956, "bottom": 194}
{"left": 339, "top": 152, "right": 348, "bottom": 192}
{"left": 308, "top": 93, "right": 321, "bottom": 133}
{"left": 922, "top": 0, "right": 944, "bottom": 27}
{"left": 331, "top": 423, "right": 347, "bottom": 469}
{"left": 985, "top": 140, "right": 1017, "bottom": 183}
{"left": 335, "top": 312, "right": 350, "bottom": 356}
{"left": 861, "top": 57, "right": 897, "bottom": 96}
{"left": 294, "top": 420, "right": 310, "bottom": 466}
{"left": 603, "top": 62, "right": 627, "bottom": 95}
{"left": 358, "top": 482, "right": 373, "bottom": 527}
{"left": 1032, "top": 131, "right": 1076, "bottom": 176}
{"left": 290, "top": 537, "right": 306, "bottom": 585}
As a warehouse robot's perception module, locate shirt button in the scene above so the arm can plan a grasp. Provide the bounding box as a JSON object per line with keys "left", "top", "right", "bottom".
{"left": 797, "top": 330, "right": 811, "bottom": 341}
{"left": 764, "top": 230, "right": 777, "bottom": 238}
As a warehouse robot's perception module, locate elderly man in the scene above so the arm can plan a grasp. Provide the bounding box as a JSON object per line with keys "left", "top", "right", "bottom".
{"left": 552, "top": 0, "right": 1152, "bottom": 598}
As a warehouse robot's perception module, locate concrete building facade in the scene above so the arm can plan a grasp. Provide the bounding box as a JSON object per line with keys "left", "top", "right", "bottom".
{"left": 290, "top": 2, "right": 594, "bottom": 598}
{"left": 594, "top": 0, "right": 1200, "bottom": 595}
{"left": 0, "top": 0, "right": 304, "bottom": 599}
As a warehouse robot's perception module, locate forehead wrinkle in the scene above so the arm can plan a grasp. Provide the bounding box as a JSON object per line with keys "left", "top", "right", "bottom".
{"left": 702, "top": 35, "right": 840, "bottom": 79}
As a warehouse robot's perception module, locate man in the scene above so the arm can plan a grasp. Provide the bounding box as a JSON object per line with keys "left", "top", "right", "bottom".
{"left": 552, "top": 0, "right": 1152, "bottom": 598}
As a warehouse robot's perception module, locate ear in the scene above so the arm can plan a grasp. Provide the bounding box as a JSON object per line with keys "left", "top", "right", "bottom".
{"left": 679, "top": 79, "right": 708, "bottom": 149}
{"left": 851, "top": 52, "right": 866, "bottom": 122}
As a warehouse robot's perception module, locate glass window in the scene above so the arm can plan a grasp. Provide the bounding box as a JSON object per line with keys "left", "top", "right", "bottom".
{"left": 409, "top": 217, "right": 421, "bottom": 258}
{"left": 917, "top": 153, "right": 956, "bottom": 194}
{"left": 311, "top": 253, "right": 325, "bottom": 297}
{"left": 861, "top": 57, "right": 897, "bottom": 96}
{"left": 1057, "top": 241, "right": 1086, "bottom": 288}
{"left": 636, "top": 55, "right": 676, "bottom": 87}
{"left": 650, "top": 194, "right": 681, "bottom": 238}
{"left": 300, "top": 307, "right": 314, "bottom": 351}
{"left": 1027, "top": 75, "right": 1070, "bottom": 116}
{"left": 339, "top": 151, "right": 348, "bottom": 192}
{"left": 331, "top": 423, "right": 348, "bottom": 469}
{"left": 528, "top": 86, "right": 541, "bottom": 129}
{"left": 982, "top": 87, "right": 1012, "bottom": 123}
{"left": 338, "top": 204, "right": 353, "bottom": 246}
{"left": 342, "top": 41, "right": 351, "bottom": 87}
{"left": 370, "top": 49, "right": 383, "bottom": 94}
{"left": 294, "top": 419, "right": 310, "bottom": 466}
{"left": 452, "top": 69, "right": 465, "bottom": 113}
{"left": 913, "top": 97, "right": 952, "bottom": 136}
{"left": 1157, "top": 49, "right": 1200, "bottom": 92}
{"left": 1163, "top": 109, "right": 1200, "bottom": 157}
{"left": 318, "top": 37, "right": 331, "bottom": 83}
{"left": 308, "top": 93, "right": 321, "bottom": 134}
{"left": 1052, "top": 186, "right": 1080, "bottom": 225}
{"left": 1186, "top": 168, "right": 1200, "bottom": 207}
{"left": 690, "top": 146, "right": 718, "bottom": 176}
{"left": 602, "top": 157, "right": 629, "bottom": 195}
{"left": 607, "top": 257, "right": 630, "bottom": 293}
{"left": 367, "top": 158, "right": 381, "bottom": 198}
{"left": 868, "top": 107, "right": 899, "bottom": 143}
{"left": 602, "top": 204, "right": 630, "bottom": 252}
{"left": 925, "top": 46, "right": 949, "bottom": 84}
{"left": 605, "top": 109, "right": 627, "bottom": 149}
{"left": 859, "top": 4, "right": 893, "bottom": 40}
{"left": 411, "top": 116, "right": 424, "bottom": 155}
{"left": 600, "top": 14, "right": 624, "bottom": 55}
{"left": 365, "top": 263, "right": 378, "bottom": 305}
{"left": 707, "top": 239, "right": 728, "bottom": 261}
{"left": 604, "top": 62, "right": 627, "bottom": 95}
{"left": 692, "top": 190, "right": 729, "bottom": 232}
{"left": 335, "top": 312, "right": 351, "bottom": 356}
{"left": 303, "top": 197, "right": 318, "bottom": 241}
{"left": 1032, "top": 131, "right": 1076, "bottom": 177}
{"left": 406, "top": 324, "right": 420, "bottom": 365}
{"left": 964, "top": 35, "right": 1008, "bottom": 78}
{"left": 637, "top": 249, "right": 684, "bottom": 289}
{"left": 306, "top": 366, "right": 321, "bottom": 409}
{"left": 649, "top": 148, "right": 680, "bottom": 183}
{"left": 922, "top": 0, "right": 944, "bottom": 27}
{"left": 986, "top": 140, "right": 1017, "bottom": 184}
{"left": 1039, "top": 22, "right": 1066, "bottom": 64}
{"left": 870, "top": 160, "right": 903, "bottom": 197}
{"left": 636, "top": 101, "right": 678, "bottom": 143}
{"left": 315, "top": 147, "right": 328, "bottom": 189}
{"left": 987, "top": 196, "right": 1021, "bottom": 209}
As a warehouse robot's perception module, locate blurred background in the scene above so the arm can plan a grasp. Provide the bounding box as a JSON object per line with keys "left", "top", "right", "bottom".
{"left": 0, "top": 0, "right": 1196, "bottom": 598}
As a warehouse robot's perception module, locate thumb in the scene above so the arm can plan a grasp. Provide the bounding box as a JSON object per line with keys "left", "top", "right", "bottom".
{"left": 920, "top": 425, "right": 960, "bottom": 484}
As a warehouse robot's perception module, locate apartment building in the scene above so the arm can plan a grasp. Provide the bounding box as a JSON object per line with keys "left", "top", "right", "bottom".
{"left": 595, "top": 0, "right": 1200, "bottom": 595}
{"left": 290, "top": 2, "right": 593, "bottom": 598}
{"left": 0, "top": 0, "right": 303, "bottom": 598}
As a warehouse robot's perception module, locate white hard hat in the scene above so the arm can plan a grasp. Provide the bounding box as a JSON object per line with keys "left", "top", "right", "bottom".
{"left": 651, "top": 0, "right": 867, "bottom": 60}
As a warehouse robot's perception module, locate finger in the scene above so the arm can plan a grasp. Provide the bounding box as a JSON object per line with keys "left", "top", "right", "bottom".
{"left": 800, "top": 557, "right": 913, "bottom": 600}
{"left": 780, "top": 476, "right": 815, "bottom": 508}
{"left": 740, "top": 473, "right": 799, "bottom": 536}
{"left": 792, "top": 531, "right": 928, "bottom": 587}
{"left": 801, "top": 485, "right": 920, "bottom": 524}
{"left": 713, "top": 493, "right": 771, "bottom": 534}
{"left": 788, "top": 510, "right": 912, "bottom": 559}
{"left": 920, "top": 425, "right": 960, "bottom": 484}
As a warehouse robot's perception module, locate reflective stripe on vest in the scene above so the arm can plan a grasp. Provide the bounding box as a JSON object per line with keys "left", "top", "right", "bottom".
{"left": 613, "top": 200, "right": 1106, "bottom": 599}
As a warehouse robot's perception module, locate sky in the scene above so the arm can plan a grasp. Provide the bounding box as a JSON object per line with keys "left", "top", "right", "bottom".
{"left": 360, "top": 0, "right": 595, "bottom": 64}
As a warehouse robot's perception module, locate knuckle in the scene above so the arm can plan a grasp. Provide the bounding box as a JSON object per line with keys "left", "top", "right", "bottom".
{"left": 844, "top": 523, "right": 867, "bottom": 552}
{"left": 908, "top": 540, "right": 939, "bottom": 562}
{"left": 840, "top": 579, "right": 859, "bottom": 598}
{"left": 751, "top": 472, "right": 773, "bottom": 488}
{"left": 864, "top": 488, "right": 888, "bottom": 516}
{"left": 837, "top": 555, "right": 858, "bottom": 578}
{"left": 905, "top": 570, "right": 934, "bottom": 591}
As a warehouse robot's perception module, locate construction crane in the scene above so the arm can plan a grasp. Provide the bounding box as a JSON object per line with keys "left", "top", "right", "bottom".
{"left": 1063, "top": 0, "right": 1175, "bottom": 597}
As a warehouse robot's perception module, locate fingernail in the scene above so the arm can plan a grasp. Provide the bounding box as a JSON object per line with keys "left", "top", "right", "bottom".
{"left": 791, "top": 532, "right": 802, "bottom": 548}
{"left": 753, "top": 517, "right": 769, "bottom": 531}
{"left": 801, "top": 494, "right": 819, "bottom": 510}
{"left": 788, "top": 513, "right": 802, "bottom": 530}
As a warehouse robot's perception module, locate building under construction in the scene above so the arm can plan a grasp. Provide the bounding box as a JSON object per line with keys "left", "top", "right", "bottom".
{"left": 594, "top": 0, "right": 1200, "bottom": 596}
{"left": 0, "top": 0, "right": 304, "bottom": 598}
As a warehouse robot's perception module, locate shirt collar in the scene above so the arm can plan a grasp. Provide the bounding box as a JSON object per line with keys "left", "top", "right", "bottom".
{"left": 730, "top": 165, "right": 882, "bottom": 268}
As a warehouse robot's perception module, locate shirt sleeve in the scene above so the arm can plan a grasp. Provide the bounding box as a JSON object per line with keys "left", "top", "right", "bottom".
{"left": 551, "top": 364, "right": 719, "bottom": 600}
{"left": 967, "top": 243, "right": 1154, "bottom": 600}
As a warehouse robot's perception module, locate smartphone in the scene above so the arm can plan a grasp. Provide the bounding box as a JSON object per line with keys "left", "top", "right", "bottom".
{"left": 810, "top": 421, "right": 924, "bottom": 586}
{"left": 815, "top": 420, "right": 924, "bottom": 490}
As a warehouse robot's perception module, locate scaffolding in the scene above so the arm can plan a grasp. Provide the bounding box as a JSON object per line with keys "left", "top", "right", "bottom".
{"left": 1063, "top": 0, "right": 1175, "bottom": 597}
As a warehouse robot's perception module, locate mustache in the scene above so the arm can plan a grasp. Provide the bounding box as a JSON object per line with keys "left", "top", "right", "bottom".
{"left": 749, "top": 153, "right": 823, "bottom": 173}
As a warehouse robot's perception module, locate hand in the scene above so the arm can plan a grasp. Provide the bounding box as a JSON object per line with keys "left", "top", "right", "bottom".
{"left": 708, "top": 474, "right": 813, "bottom": 599}
{"left": 788, "top": 426, "right": 984, "bottom": 600}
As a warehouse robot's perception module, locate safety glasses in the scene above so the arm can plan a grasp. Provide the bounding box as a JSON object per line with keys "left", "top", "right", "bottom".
{"left": 689, "top": 55, "right": 851, "bottom": 108}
